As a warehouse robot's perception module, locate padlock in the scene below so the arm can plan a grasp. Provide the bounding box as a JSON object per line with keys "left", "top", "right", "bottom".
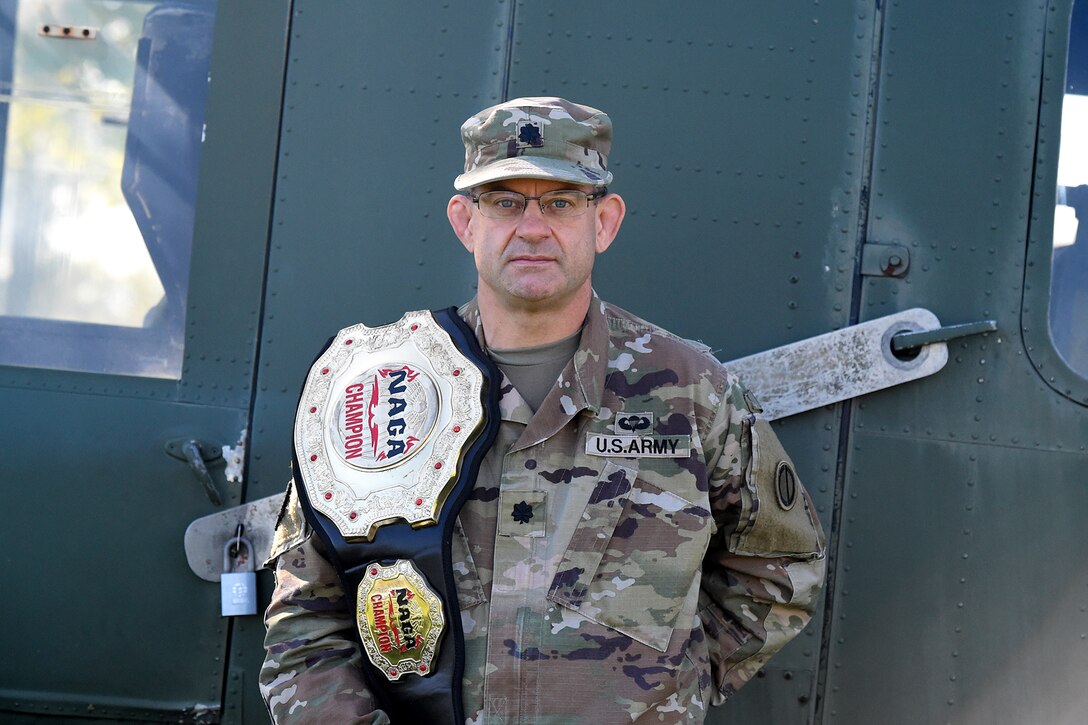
{"left": 220, "top": 536, "right": 257, "bottom": 616}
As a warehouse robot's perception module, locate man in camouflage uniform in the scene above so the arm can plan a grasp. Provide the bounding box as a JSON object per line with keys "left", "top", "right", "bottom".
{"left": 260, "top": 97, "right": 826, "bottom": 724}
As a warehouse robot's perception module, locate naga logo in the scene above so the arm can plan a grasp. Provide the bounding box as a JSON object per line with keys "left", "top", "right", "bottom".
{"left": 331, "top": 363, "right": 439, "bottom": 470}
{"left": 370, "top": 586, "right": 422, "bottom": 655}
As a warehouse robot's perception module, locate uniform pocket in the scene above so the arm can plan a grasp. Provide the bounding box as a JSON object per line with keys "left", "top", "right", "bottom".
{"left": 547, "top": 461, "right": 711, "bottom": 652}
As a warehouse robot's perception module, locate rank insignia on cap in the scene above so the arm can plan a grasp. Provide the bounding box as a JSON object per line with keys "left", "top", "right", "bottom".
{"left": 516, "top": 120, "right": 544, "bottom": 148}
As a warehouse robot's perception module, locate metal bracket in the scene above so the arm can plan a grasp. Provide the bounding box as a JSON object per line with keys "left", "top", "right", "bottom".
{"left": 861, "top": 242, "right": 910, "bottom": 277}
{"left": 165, "top": 438, "right": 223, "bottom": 463}
{"left": 165, "top": 438, "right": 223, "bottom": 507}
{"left": 184, "top": 494, "right": 285, "bottom": 581}
{"left": 221, "top": 429, "right": 247, "bottom": 484}
{"left": 725, "top": 308, "right": 948, "bottom": 420}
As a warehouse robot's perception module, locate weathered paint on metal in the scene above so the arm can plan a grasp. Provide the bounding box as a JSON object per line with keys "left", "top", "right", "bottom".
{"left": 726, "top": 309, "right": 948, "bottom": 422}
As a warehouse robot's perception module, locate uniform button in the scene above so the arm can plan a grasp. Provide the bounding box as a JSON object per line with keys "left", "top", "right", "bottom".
{"left": 524, "top": 459, "right": 537, "bottom": 470}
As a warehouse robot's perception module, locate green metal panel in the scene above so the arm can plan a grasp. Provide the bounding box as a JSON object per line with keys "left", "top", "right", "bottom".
{"left": 0, "top": 394, "right": 241, "bottom": 722}
{"left": 0, "top": 0, "right": 289, "bottom": 720}
{"left": 826, "top": 0, "right": 1088, "bottom": 723}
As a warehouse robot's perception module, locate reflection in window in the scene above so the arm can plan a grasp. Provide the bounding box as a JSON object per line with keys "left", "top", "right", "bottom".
{"left": 1051, "top": 0, "right": 1088, "bottom": 377}
{"left": 0, "top": 0, "right": 215, "bottom": 378}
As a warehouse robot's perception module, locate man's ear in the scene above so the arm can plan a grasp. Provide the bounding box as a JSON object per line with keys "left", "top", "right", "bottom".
{"left": 594, "top": 192, "right": 626, "bottom": 254}
{"left": 447, "top": 194, "right": 475, "bottom": 252}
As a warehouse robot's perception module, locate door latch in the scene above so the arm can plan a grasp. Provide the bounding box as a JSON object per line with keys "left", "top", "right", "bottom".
{"left": 890, "top": 319, "right": 998, "bottom": 354}
{"left": 165, "top": 438, "right": 224, "bottom": 506}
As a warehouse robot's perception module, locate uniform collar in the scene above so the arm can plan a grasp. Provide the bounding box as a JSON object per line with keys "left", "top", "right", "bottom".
{"left": 458, "top": 295, "right": 609, "bottom": 450}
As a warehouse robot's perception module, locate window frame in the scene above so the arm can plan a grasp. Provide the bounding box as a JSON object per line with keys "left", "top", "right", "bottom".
{"left": 1022, "top": 0, "right": 1088, "bottom": 406}
{"left": 0, "top": 0, "right": 214, "bottom": 380}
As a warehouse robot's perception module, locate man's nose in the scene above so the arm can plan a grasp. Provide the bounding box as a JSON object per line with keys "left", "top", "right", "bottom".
{"left": 515, "top": 201, "right": 551, "bottom": 239}
{"left": 513, "top": 198, "right": 552, "bottom": 234}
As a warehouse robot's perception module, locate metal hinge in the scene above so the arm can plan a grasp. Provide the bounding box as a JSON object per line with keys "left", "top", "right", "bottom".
{"left": 222, "top": 429, "right": 247, "bottom": 484}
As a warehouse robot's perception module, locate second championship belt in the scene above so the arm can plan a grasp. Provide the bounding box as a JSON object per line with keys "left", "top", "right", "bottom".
{"left": 292, "top": 308, "right": 499, "bottom": 724}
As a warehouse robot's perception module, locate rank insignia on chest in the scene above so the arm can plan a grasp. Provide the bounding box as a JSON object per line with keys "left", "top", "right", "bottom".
{"left": 585, "top": 434, "right": 692, "bottom": 458}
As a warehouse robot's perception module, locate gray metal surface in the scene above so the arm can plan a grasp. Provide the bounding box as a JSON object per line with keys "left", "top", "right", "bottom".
{"left": 728, "top": 309, "right": 947, "bottom": 421}
{"left": 186, "top": 494, "right": 284, "bottom": 582}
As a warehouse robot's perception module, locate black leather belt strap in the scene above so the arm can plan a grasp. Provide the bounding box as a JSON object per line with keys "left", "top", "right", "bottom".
{"left": 293, "top": 307, "right": 500, "bottom": 724}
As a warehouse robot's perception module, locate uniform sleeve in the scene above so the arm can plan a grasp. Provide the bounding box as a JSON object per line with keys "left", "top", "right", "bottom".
{"left": 259, "top": 492, "right": 390, "bottom": 724}
{"left": 698, "top": 375, "right": 827, "bottom": 705}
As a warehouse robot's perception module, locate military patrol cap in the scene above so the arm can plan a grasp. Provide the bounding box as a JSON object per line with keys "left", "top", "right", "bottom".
{"left": 454, "top": 96, "right": 613, "bottom": 191}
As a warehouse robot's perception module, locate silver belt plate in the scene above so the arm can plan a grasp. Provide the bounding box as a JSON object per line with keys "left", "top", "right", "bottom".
{"left": 293, "top": 310, "right": 485, "bottom": 540}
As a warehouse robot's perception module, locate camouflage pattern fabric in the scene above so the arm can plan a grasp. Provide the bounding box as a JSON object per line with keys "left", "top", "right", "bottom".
{"left": 261, "top": 296, "right": 826, "bottom": 724}
{"left": 454, "top": 97, "right": 613, "bottom": 191}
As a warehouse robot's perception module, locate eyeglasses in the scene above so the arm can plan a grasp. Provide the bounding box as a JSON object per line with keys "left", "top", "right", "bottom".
{"left": 470, "top": 189, "right": 607, "bottom": 220}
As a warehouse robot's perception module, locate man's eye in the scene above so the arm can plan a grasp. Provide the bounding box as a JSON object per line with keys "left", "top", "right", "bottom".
{"left": 548, "top": 199, "right": 572, "bottom": 210}
{"left": 493, "top": 197, "right": 520, "bottom": 209}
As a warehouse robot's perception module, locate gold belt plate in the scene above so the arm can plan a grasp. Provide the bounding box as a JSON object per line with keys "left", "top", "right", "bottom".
{"left": 356, "top": 559, "right": 444, "bottom": 681}
{"left": 293, "top": 310, "right": 486, "bottom": 539}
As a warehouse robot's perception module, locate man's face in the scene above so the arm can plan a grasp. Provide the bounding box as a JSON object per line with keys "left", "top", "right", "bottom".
{"left": 460, "top": 178, "right": 605, "bottom": 311}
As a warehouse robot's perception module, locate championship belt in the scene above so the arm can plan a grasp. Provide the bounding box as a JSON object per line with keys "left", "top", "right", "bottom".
{"left": 292, "top": 308, "right": 499, "bottom": 725}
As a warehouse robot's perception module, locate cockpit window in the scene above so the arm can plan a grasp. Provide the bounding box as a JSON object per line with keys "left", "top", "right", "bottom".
{"left": 1050, "top": 0, "right": 1088, "bottom": 378}
{"left": 0, "top": 0, "right": 216, "bottom": 379}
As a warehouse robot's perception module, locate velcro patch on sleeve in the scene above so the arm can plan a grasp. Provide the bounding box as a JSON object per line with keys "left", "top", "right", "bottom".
{"left": 730, "top": 420, "right": 824, "bottom": 560}
{"left": 585, "top": 434, "right": 691, "bottom": 458}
